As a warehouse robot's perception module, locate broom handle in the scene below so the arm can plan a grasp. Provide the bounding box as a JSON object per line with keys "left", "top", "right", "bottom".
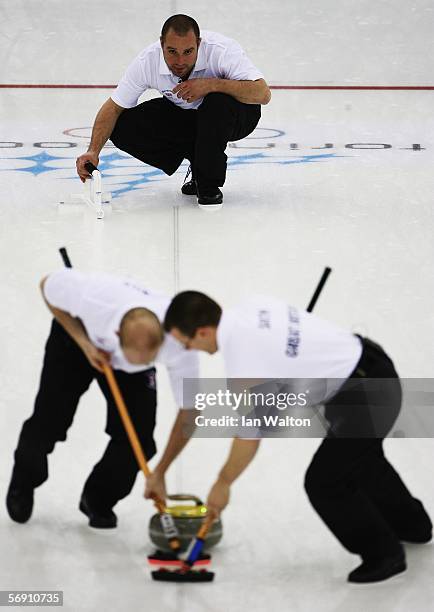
{"left": 307, "top": 266, "right": 332, "bottom": 313}
{"left": 102, "top": 362, "right": 166, "bottom": 514}
{"left": 306, "top": 267, "right": 333, "bottom": 433}
{"left": 105, "top": 358, "right": 213, "bottom": 555}
{"left": 196, "top": 515, "right": 214, "bottom": 539}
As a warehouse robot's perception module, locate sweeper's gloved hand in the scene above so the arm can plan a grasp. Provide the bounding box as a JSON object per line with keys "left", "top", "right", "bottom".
{"left": 206, "top": 479, "right": 230, "bottom": 519}
{"left": 144, "top": 471, "right": 167, "bottom": 504}
{"left": 76, "top": 151, "right": 100, "bottom": 183}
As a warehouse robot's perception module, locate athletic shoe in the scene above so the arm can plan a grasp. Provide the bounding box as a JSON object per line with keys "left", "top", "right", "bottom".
{"left": 197, "top": 189, "right": 223, "bottom": 211}
{"left": 6, "top": 472, "right": 34, "bottom": 523}
{"left": 181, "top": 165, "right": 197, "bottom": 195}
{"left": 79, "top": 494, "right": 117, "bottom": 529}
{"left": 348, "top": 552, "right": 406, "bottom": 583}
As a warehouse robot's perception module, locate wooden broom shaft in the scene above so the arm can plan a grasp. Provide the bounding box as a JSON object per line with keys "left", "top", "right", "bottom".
{"left": 197, "top": 515, "right": 214, "bottom": 539}
{"left": 104, "top": 352, "right": 212, "bottom": 548}
{"left": 102, "top": 363, "right": 166, "bottom": 514}
{"left": 106, "top": 359, "right": 214, "bottom": 538}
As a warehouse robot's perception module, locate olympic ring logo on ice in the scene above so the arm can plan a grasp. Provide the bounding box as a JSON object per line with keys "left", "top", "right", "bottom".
{"left": 1, "top": 126, "right": 423, "bottom": 198}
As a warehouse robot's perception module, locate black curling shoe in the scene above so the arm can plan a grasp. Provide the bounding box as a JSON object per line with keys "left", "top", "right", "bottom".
{"left": 348, "top": 552, "right": 407, "bottom": 583}
{"left": 181, "top": 164, "right": 197, "bottom": 195}
{"left": 6, "top": 476, "right": 34, "bottom": 523}
{"left": 79, "top": 494, "right": 117, "bottom": 529}
{"left": 181, "top": 179, "right": 197, "bottom": 195}
{"left": 197, "top": 189, "right": 223, "bottom": 210}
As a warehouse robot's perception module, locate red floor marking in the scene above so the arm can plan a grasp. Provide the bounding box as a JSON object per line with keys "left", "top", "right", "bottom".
{"left": 271, "top": 85, "right": 434, "bottom": 90}
{"left": 0, "top": 84, "right": 116, "bottom": 89}
{"left": 1, "top": 84, "right": 434, "bottom": 90}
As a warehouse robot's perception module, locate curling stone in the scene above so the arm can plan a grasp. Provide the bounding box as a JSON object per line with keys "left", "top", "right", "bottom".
{"left": 149, "top": 494, "right": 223, "bottom": 553}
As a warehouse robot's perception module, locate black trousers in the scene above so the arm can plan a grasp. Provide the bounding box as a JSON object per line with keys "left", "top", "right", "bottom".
{"left": 110, "top": 93, "right": 261, "bottom": 192}
{"left": 304, "top": 337, "right": 432, "bottom": 560}
{"left": 13, "top": 320, "right": 157, "bottom": 511}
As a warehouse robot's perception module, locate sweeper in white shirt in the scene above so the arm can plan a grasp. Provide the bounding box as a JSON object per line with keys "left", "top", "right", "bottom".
{"left": 160, "top": 290, "right": 432, "bottom": 584}
{"left": 6, "top": 269, "right": 199, "bottom": 530}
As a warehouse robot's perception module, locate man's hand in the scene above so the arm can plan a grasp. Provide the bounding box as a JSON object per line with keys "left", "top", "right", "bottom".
{"left": 205, "top": 438, "right": 260, "bottom": 518}
{"left": 172, "top": 78, "right": 216, "bottom": 103}
{"left": 206, "top": 478, "right": 230, "bottom": 519}
{"left": 144, "top": 471, "right": 167, "bottom": 504}
{"left": 174, "top": 78, "right": 271, "bottom": 105}
{"left": 78, "top": 339, "right": 111, "bottom": 372}
{"left": 76, "top": 151, "right": 99, "bottom": 183}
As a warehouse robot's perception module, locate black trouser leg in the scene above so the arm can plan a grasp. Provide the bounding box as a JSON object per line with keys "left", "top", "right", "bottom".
{"left": 81, "top": 368, "right": 157, "bottom": 510}
{"left": 194, "top": 93, "right": 261, "bottom": 192}
{"left": 305, "top": 438, "right": 404, "bottom": 559}
{"left": 357, "top": 447, "right": 433, "bottom": 541}
{"left": 110, "top": 97, "right": 197, "bottom": 176}
{"left": 323, "top": 339, "right": 430, "bottom": 540}
{"left": 13, "top": 321, "right": 95, "bottom": 488}
{"left": 304, "top": 338, "right": 424, "bottom": 559}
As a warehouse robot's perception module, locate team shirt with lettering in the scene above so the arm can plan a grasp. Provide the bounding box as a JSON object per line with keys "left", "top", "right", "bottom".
{"left": 217, "top": 295, "right": 363, "bottom": 402}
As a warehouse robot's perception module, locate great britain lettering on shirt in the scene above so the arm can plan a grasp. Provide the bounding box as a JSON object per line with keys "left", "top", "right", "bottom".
{"left": 286, "top": 307, "right": 300, "bottom": 357}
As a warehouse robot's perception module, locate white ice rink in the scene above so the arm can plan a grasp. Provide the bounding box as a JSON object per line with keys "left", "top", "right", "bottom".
{"left": 1, "top": 2, "right": 434, "bottom": 611}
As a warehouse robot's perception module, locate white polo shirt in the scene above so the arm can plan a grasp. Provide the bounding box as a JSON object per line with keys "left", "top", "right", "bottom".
{"left": 43, "top": 269, "right": 199, "bottom": 408}
{"left": 111, "top": 30, "right": 264, "bottom": 110}
{"left": 216, "top": 295, "right": 363, "bottom": 401}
